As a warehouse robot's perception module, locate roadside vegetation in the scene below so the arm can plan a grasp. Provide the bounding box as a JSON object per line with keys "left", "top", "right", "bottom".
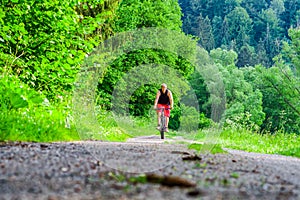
{"left": 0, "top": 0, "right": 299, "bottom": 159}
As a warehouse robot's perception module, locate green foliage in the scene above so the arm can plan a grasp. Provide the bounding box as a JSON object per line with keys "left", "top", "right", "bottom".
{"left": 188, "top": 143, "right": 227, "bottom": 154}
{"left": 97, "top": 49, "right": 195, "bottom": 118}
{"left": 0, "top": 0, "right": 119, "bottom": 101}
{"left": 211, "top": 49, "right": 265, "bottom": 130}
{"left": 219, "top": 128, "right": 300, "bottom": 158}
{"left": 282, "top": 28, "right": 300, "bottom": 77}
{"left": 253, "top": 63, "right": 299, "bottom": 134}
{"left": 179, "top": 0, "right": 300, "bottom": 67}
{"left": 0, "top": 71, "right": 79, "bottom": 142}
{"left": 94, "top": 0, "right": 199, "bottom": 131}
{"left": 210, "top": 48, "right": 238, "bottom": 66}
{"left": 225, "top": 7, "right": 253, "bottom": 48}
{"left": 0, "top": 72, "right": 44, "bottom": 110}
{"left": 0, "top": 0, "right": 81, "bottom": 99}
{"left": 1, "top": 0, "right": 298, "bottom": 144}
{"left": 114, "top": 0, "right": 182, "bottom": 32}
{"left": 0, "top": 0, "right": 120, "bottom": 142}
{"left": 192, "top": 15, "right": 215, "bottom": 51}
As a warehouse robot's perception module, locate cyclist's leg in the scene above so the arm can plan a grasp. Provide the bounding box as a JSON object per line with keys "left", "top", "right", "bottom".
{"left": 164, "top": 105, "right": 171, "bottom": 132}
{"left": 166, "top": 117, "right": 169, "bottom": 127}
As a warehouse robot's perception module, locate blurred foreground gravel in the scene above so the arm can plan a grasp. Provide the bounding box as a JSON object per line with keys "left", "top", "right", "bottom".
{"left": 0, "top": 136, "right": 300, "bottom": 200}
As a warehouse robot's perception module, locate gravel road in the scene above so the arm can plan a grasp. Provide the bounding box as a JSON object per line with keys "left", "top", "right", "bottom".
{"left": 0, "top": 135, "right": 300, "bottom": 200}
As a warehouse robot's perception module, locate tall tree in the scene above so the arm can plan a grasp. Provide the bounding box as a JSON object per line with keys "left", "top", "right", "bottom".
{"left": 224, "top": 0, "right": 241, "bottom": 14}
{"left": 281, "top": 0, "right": 300, "bottom": 33}
{"left": 270, "top": 0, "right": 285, "bottom": 17}
{"left": 212, "top": 16, "right": 224, "bottom": 47}
{"left": 252, "top": 28, "right": 300, "bottom": 133}
{"left": 192, "top": 14, "right": 215, "bottom": 51}
{"left": 225, "top": 7, "right": 253, "bottom": 49}
{"left": 256, "top": 38, "right": 270, "bottom": 67}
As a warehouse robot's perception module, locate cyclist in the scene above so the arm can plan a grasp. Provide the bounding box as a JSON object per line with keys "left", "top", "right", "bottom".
{"left": 153, "top": 83, "right": 174, "bottom": 132}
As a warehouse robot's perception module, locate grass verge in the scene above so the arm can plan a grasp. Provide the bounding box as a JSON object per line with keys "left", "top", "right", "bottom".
{"left": 219, "top": 128, "right": 300, "bottom": 158}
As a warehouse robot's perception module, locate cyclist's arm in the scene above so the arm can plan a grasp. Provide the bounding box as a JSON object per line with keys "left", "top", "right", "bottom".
{"left": 154, "top": 90, "right": 160, "bottom": 108}
{"left": 168, "top": 90, "right": 174, "bottom": 109}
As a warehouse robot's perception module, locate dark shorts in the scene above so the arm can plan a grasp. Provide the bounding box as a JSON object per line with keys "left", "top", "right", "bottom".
{"left": 157, "top": 104, "right": 170, "bottom": 117}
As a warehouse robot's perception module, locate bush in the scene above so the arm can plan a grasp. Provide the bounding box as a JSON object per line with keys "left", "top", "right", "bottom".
{"left": 0, "top": 71, "right": 79, "bottom": 142}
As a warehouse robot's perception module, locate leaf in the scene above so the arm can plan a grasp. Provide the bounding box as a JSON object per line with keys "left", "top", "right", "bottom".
{"left": 30, "top": 95, "right": 44, "bottom": 104}
{"left": 3, "top": 26, "right": 10, "bottom": 32}
{"left": 9, "top": 93, "right": 28, "bottom": 109}
{"left": 67, "top": 57, "right": 74, "bottom": 64}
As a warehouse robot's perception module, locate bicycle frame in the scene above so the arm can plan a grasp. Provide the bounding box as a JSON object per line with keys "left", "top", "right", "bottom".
{"left": 156, "top": 107, "right": 170, "bottom": 139}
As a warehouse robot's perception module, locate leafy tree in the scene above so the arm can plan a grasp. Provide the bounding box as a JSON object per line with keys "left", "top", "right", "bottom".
{"left": 179, "top": 0, "right": 300, "bottom": 69}
{"left": 211, "top": 48, "right": 265, "bottom": 130}
{"left": 282, "top": 28, "right": 300, "bottom": 77}
{"left": 96, "top": 0, "right": 198, "bottom": 130}
{"left": 0, "top": 0, "right": 119, "bottom": 101}
{"left": 210, "top": 48, "right": 238, "bottom": 66}
{"left": 254, "top": 64, "right": 299, "bottom": 133}
{"left": 114, "top": 0, "right": 182, "bottom": 32}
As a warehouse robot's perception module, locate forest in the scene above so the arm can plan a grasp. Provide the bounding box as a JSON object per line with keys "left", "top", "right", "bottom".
{"left": 0, "top": 0, "right": 299, "bottom": 148}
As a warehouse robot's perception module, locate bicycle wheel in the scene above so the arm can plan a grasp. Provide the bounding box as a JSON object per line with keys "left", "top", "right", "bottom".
{"left": 160, "top": 114, "right": 165, "bottom": 139}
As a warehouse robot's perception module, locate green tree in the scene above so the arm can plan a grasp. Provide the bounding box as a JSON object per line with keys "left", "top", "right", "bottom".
{"left": 224, "top": 0, "right": 241, "bottom": 14}
{"left": 254, "top": 64, "right": 299, "bottom": 133}
{"left": 237, "top": 45, "right": 256, "bottom": 67}
{"left": 96, "top": 0, "right": 197, "bottom": 127}
{"left": 114, "top": 0, "right": 182, "bottom": 32}
{"left": 256, "top": 38, "right": 270, "bottom": 67}
{"left": 192, "top": 15, "right": 215, "bottom": 51}
{"left": 270, "top": 0, "right": 285, "bottom": 17}
{"left": 0, "top": 0, "right": 119, "bottom": 101}
{"left": 212, "top": 16, "right": 224, "bottom": 47}
{"left": 225, "top": 7, "right": 253, "bottom": 49}
{"left": 210, "top": 48, "right": 238, "bottom": 66}
{"left": 281, "top": 0, "right": 300, "bottom": 32}
{"left": 282, "top": 28, "right": 300, "bottom": 77}
{"left": 211, "top": 48, "right": 265, "bottom": 130}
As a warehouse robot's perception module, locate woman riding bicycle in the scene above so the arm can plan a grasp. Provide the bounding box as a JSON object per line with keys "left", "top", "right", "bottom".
{"left": 153, "top": 83, "right": 174, "bottom": 132}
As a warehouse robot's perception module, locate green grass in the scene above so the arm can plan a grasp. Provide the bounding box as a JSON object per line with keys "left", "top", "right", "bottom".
{"left": 0, "top": 108, "right": 80, "bottom": 142}
{"left": 218, "top": 128, "right": 300, "bottom": 158}
{"left": 188, "top": 143, "right": 228, "bottom": 154}
{"left": 168, "top": 126, "right": 300, "bottom": 158}
{"left": 3, "top": 104, "right": 300, "bottom": 160}
{"left": 114, "top": 115, "right": 158, "bottom": 138}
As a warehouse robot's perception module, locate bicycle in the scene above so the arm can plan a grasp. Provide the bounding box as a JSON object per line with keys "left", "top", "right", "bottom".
{"left": 156, "top": 107, "right": 170, "bottom": 139}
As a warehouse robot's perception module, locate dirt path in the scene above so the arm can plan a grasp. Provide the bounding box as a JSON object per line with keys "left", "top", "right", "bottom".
{"left": 0, "top": 137, "right": 300, "bottom": 200}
